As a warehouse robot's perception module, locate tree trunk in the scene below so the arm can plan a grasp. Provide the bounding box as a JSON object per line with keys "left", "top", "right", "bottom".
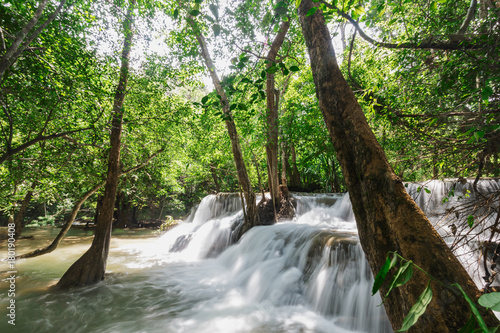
{"left": 14, "top": 182, "right": 36, "bottom": 239}
{"left": 187, "top": 16, "right": 256, "bottom": 235}
{"left": 265, "top": 19, "right": 290, "bottom": 219}
{"left": 289, "top": 143, "right": 301, "bottom": 189}
{"left": 18, "top": 182, "right": 103, "bottom": 259}
{"left": 18, "top": 149, "right": 162, "bottom": 259}
{"left": 114, "top": 191, "right": 136, "bottom": 228}
{"left": 298, "top": 1, "right": 498, "bottom": 331}
{"left": 57, "top": 0, "right": 135, "bottom": 289}
{"left": 210, "top": 163, "right": 220, "bottom": 193}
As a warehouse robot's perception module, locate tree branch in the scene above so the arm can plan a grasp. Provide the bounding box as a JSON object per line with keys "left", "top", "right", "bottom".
{"left": 0, "top": 0, "right": 67, "bottom": 80}
{"left": 0, "top": 127, "right": 93, "bottom": 164}
{"left": 458, "top": 0, "right": 478, "bottom": 35}
{"left": 320, "top": 0, "right": 486, "bottom": 50}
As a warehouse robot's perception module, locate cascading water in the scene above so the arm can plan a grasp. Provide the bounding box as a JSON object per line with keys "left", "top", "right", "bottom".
{"left": 405, "top": 179, "right": 500, "bottom": 287}
{"left": 2, "top": 179, "right": 498, "bottom": 333}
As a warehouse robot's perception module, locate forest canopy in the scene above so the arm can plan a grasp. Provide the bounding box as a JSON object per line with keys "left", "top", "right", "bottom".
{"left": 0, "top": 0, "right": 498, "bottom": 227}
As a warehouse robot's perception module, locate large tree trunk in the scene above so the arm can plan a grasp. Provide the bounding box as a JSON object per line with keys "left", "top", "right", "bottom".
{"left": 57, "top": 0, "right": 135, "bottom": 289}
{"left": 265, "top": 19, "right": 290, "bottom": 220}
{"left": 288, "top": 143, "right": 301, "bottom": 189}
{"left": 298, "top": 1, "right": 498, "bottom": 331}
{"left": 187, "top": 17, "right": 256, "bottom": 236}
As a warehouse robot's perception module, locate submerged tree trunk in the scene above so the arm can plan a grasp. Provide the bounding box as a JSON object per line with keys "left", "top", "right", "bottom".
{"left": 57, "top": 0, "right": 135, "bottom": 289}
{"left": 265, "top": 19, "right": 290, "bottom": 220}
{"left": 298, "top": 1, "right": 498, "bottom": 331}
{"left": 187, "top": 16, "right": 256, "bottom": 236}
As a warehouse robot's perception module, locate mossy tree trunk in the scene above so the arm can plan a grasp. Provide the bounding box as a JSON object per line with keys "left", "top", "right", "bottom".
{"left": 298, "top": 0, "right": 499, "bottom": 331}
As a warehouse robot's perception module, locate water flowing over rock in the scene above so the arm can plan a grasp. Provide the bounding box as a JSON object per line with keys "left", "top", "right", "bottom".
{"left": 7, "top": 179, "right": 499, "bottom": 333}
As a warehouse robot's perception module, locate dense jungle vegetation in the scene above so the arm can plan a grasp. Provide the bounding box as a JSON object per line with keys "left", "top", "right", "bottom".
{"left": 0, "top": 0, "right": 498, "bottom": 231}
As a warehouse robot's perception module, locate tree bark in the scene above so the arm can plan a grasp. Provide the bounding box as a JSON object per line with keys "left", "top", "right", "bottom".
{"left": 57, "top": 0, "right": 136, "bottom": 289}
{"left": 14, "top": 182, "right": 36, "bottom": 239}
{"left": 265, "top": 19, "right": 290, "bottom": 219}
{"left": 289, "top": 143, "right": 301, "bottom": 189}
{"left": 298, "top": 1, "right": 498, "bottom": 331}
{"left": 187, "top": 16, "right": 256, "bottom": 235}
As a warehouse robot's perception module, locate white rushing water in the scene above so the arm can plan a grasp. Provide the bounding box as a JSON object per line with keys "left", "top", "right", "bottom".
{"left": 1, "top": 179, "right": 498, "bottom": 333}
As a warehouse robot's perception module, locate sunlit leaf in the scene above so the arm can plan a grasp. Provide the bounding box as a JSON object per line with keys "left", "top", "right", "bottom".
{"left": 478, "top": 292, "right": 500, "bottom": 312}
{"left": 467, "top": 215, "right": 474, "bottom": 228}
{"left": 398, "top": 282, "right": 433, "bottom": 331}
{"left": 306, "top": 7, "right": 318, "bottom": 16}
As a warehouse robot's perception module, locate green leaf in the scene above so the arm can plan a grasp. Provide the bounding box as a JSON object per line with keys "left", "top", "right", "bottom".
{"left": 296, "top": 0, "right": 302, "bottom": 7}
{"left": 209, "top": 4, "right": 219, "bottom": 20}
{"left": 398, "top": 282, "right": 433, "bottom": 331}
{"left": 467, "top": 215, "right": 474, "bottom": 228}
{"left": 204, "top": 15, "right": 214, "bottom": 22}
{"left": 386, "top": 260, "right": 414, "bottom": 299}
{"left": 372, "top": 252, "right": 398, "bottom": 295}
{"left": 481, "top": 86, "right": 493, "bottom": 102}
{"left": 273, "top": 23, "right": 280, "bottom": 32}
{"left": 266, "top": 65, "right": 279, "bottom": 74}
{"left": 478, "top": 292, "right": 500, "bottom": 311}
{"left": 261, "top": 70, "right": 267, "bottom": 79}
{"left": 453, "top": 284, "right": 489, "bottom": 333}
{"left": 290, "top": 65, "right": 300, "bottom": 72}
{"left": 190, "top": 10, "right": 200, "bottom": 16}
{"left": 424, "top": 188, "right": 431, "bottom": 194}
{"left": 212, "top": 24, "right": 221, "bottom": 37}
{"left": 201, "top": 96, "right": 209, "bottom": 104}
{"left": 238, "top": 103, "right": 247, "bottom": 111}
{"left": 283, "top": 68, "right": 290, "bottom": 76}
{"left": 430, "top": 1, "right": 437, "bottom": 11}
{"left": 195, "top": 0, "right": 203, "bottom": 3}
{"left": 173, "top": 8, "right": 179, "bottom": 20}
{"left": 306, "top": 7, "right": 318, "bottom": 16}
{"left": 458, "top": 314, "right": 476, "bottom": 333}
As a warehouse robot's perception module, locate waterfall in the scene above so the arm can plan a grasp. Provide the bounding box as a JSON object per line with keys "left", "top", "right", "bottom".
{"left": 405, "top": 179, "right": 500, "bottom": 286}
{"left": 7, "top": 179, "right": 499, "bottom": 333}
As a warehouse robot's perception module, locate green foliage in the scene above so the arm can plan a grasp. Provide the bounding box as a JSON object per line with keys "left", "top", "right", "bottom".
{"left": 373, "top": 252, "right": 500, "bottom": 332}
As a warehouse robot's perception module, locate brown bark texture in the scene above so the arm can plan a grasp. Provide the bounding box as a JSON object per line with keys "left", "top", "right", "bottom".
{"left": 298, "top": 0, "right": 499, "bottom": 331}
{"left": 57, "top": 0, "right": 136, "bottom": 289}
{"left": 188, "top": 16, "right": 256, "bottom": 235}
{"left": 265, "top": 19, "right": 290, "bottom": 215}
